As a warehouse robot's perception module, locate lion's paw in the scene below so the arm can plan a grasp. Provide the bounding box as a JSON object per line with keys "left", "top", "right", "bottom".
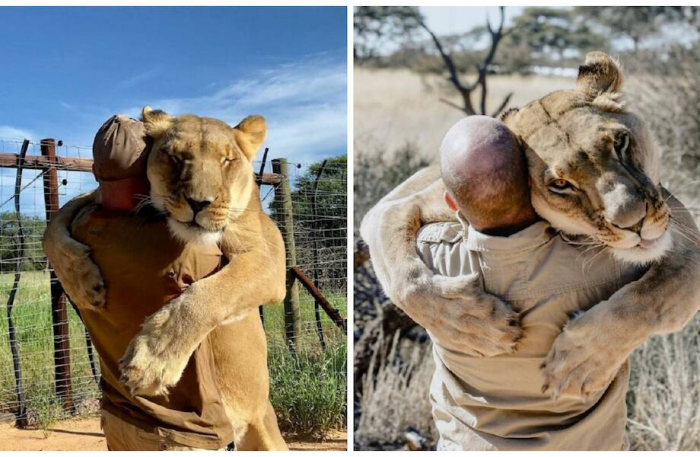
{"left": 119, "top": 341, "right": 188, "bottom": 397}
{"left": 118, "top": 306, "right": 191, "bottom": 397}
{"left": 541, "top": 317, "right": 625, "bottom": 400}
{"left": 60, "top": 247, "right": 106, "bottom": 308}
{"left": 403, "top": 274, "right": 522, "bottom": 357}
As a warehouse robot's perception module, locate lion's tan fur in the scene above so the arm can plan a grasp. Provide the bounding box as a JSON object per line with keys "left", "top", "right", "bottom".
{"left": 43, "top": 109, "right": 288, "bottom": 450}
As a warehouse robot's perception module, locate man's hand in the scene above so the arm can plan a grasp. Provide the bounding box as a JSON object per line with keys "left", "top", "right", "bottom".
{"left": 393, "top": 260, "right": 521, "bottom": 356}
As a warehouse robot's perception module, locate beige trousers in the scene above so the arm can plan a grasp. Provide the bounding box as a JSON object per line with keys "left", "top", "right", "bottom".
{"left": 100, "top": 410, "right": 225, "bottom": 451}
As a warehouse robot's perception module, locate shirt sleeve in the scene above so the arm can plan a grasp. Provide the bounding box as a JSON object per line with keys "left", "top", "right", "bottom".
{"left": 416, "top": 222, "right": 466, "bottom": 277}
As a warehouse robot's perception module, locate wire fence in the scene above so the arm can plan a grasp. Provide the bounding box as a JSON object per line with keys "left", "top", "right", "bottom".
{"left": 0, "top": 137, "right": 347, "bottom": 434}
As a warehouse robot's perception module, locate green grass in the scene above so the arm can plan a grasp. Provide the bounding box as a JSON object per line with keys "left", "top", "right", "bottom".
{"left": 0, "top": 272, "right": 347, "bottom": 435}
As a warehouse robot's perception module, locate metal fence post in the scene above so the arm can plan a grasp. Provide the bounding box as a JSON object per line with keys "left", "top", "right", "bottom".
{"left": 271, "top": 158, "right": 300, "bottom": 353}
{"left": 40, "top": 138, "right": 74, "bottom": 413}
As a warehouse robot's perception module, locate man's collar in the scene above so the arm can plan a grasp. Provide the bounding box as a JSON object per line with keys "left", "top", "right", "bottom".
{"left": 457, "top": 211, "right": 555, "bottom": 253}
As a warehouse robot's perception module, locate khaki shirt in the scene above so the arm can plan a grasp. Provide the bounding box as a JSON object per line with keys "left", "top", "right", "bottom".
{"left": 71, "top": 206, "right": 233, "bottom": 449}
{"left": 417, "top": 219, "right": 645, "bottom": 451}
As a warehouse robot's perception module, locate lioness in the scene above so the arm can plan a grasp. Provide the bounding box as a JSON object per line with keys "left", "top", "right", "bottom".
{"left": 43, "top": 108, "right": 288, "bottom": 450}
{"left": 361, "top": 52, "right": 700, "bottom": 400}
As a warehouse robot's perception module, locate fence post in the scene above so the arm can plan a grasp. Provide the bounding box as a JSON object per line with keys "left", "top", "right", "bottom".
{"left": 271, "top": 158, "right": 300, "bottom": 352}
{"left": 40, "top": 138, "right": 74, "bottom": 413}
{"left": 311, "top": 160, "right": 328, "bottom": 351}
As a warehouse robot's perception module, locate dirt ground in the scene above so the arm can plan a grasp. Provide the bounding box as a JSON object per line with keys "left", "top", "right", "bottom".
{"left": 0, "top": 418, "right": 347, "bottom": 451}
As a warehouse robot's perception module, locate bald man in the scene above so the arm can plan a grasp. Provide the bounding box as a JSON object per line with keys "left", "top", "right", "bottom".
{"left": 415, "top": 116, "right": 645, "bottom": 450}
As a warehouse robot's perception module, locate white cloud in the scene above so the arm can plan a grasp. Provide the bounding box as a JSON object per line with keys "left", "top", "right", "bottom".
{"left": 119, "top": 68, "right": 163, "bottom": 89}
{"left": 0, "top": 125, "right": 35, "bottom": 142}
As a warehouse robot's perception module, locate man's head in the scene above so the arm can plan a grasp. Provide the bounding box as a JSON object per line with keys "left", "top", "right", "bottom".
{"left": 440, "top": 116, "right": 537, "bottom": 235}
{"left": 92, "top": 115, "right": 150, "bottom": 212}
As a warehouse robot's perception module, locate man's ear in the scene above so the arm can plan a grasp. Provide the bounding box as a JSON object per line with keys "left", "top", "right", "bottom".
{"left": 444, "top": 191, "right": 459, "bottom": 212}
{"left": 141, "top": 106, "right": 172, "bottom": 139}
{"left": 233, "top": 115, "right": 266, "bottom": 161}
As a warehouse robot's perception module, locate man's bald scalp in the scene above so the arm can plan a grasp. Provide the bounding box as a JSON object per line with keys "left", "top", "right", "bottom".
{"left": 440, "top": 116, "right": 532, "bottom": 232}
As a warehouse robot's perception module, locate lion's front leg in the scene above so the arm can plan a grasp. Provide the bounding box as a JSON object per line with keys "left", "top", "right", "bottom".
{"left": 543, "top": 194, "right": 700, "bottom": 399}
{"left": 540, "top": 304, "right": 640, "bottom": 400}
{"left": 120, "top": 221, "right": 286, "bottom": 396}
{"left": 119, "top": 282, "right": 214, "bottom": 396}
{"left": 361, "top": 165, "right": 522, "bottom": 356}
{"left": 43, "top": 190, "right": 106, "bottom": 309}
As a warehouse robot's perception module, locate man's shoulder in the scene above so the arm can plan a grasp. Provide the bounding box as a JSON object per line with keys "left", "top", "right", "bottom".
{"left": 417, "top": 221, "right": 464, "bottom": 245}
{"left": 70, "top": 204, "right": 167, "bottom": 243}
{"left": 416, "top": 222, "right": 471, "bottom": 277}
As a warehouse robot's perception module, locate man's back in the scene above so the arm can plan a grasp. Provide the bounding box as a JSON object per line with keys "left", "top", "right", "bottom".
{"left": 71, "top": 205, "right": 233, "bottom": 449}
{"left": 417, "top": 219, "right": 644, "bottom": 451}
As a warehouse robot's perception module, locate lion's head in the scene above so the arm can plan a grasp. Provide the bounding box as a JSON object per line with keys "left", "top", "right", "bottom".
{"left": 502, "top": 52, "right": 671, "bottom": 265}
{"left": 141, "top": 106, "right": 266, "bottom": 244}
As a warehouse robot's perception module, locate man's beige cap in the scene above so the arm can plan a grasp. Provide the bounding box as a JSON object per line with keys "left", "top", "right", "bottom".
{"left": 92, "top": 115, "right": 149, "bottom": 181}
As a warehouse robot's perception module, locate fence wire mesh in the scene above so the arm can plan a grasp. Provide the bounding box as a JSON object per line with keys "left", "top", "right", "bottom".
{"left": 0, "top": 138, "right": 347, "bottom": 435}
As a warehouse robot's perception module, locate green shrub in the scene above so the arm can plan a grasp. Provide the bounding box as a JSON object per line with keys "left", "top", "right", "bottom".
{"left": 269, "top": 341, "right": 347, "bottom": 439}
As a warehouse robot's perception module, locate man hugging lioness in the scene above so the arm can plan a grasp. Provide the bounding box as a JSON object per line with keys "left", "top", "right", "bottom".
{"left": 416, "top": 116, "right": 645, "bottom": 450}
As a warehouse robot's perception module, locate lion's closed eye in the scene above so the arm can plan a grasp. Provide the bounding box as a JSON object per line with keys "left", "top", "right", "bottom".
{"left": 613, "top": 132, "right": 631, "bottom": 163}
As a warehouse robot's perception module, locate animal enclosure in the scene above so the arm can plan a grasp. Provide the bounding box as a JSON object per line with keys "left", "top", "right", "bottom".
{"left": 0, "top": 137, "right": 347, "bottom": 437}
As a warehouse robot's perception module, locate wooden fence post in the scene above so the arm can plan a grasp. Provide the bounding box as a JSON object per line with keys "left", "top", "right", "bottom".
{"left": 271, "top": 158, "right": 300, "bottom": 352}
{"left": 40, "top": 138, "right": 74, "bottom": 413}
{"left": 311, "top": 160, "right": 328, "bottom": 351}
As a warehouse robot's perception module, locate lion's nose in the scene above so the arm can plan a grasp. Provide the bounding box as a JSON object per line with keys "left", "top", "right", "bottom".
{"left": 610, "top": 201, "right": 647, "bottom": 233}
{"left": 185, "top": 197, "right": 212, "bottom": 215}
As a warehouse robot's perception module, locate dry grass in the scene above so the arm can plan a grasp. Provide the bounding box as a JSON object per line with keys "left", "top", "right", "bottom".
{"left": 355, "top": 333, "right": 436, "bottom": 448}
{"left": 627, "top": 318, "right": 700, "bottom": 451}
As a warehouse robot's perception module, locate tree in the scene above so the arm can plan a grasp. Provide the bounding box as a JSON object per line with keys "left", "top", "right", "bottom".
{"left": 0, "top": 212, "right": 46, "bottom": 272}
{"left": 269, "top": 156, "right": 347, "bottom": 293}
{"left": 354, "top": 6, "right": 423, "bottom": 63}
{"left": 509, "top": 7, "right": 608, "bottom": 62}
{"left": 575, "top": 7, "right": 665, "bottom": 52}
{"left": 355, "top": 6, "right": 515, "bottom": 117}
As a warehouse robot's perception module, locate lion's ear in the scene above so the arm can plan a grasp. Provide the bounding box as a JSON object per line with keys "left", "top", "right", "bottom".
{"left": 499, "top": 108, "right": 519, "bottom": 124}
{"left": 233, "top": 115, "right": 266, "bottom": 161}
{"left": 141, "top": 106, "right": 172, "bottom": 138}
{"left": 576, "top": 52, "right": 624, "bottom": 98}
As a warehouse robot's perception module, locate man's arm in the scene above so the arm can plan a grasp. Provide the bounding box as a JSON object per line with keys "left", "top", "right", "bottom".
{"left": 542, "top": 190, "right": 700, "bottom": 399}
{"left": 42, "top": 190, "right": 106, "bottom": 309}
{"left": 360, "top": 165, "right": 522, "bottom": 356}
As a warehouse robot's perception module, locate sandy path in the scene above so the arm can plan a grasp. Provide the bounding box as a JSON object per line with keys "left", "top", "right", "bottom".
{"left": 0, "top": 418, "right": 347, "bottom": 451}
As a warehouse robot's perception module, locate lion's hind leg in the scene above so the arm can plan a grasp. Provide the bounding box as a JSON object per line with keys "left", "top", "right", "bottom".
{"left": 235, "top": 401, "right": 287, "bottom": 451}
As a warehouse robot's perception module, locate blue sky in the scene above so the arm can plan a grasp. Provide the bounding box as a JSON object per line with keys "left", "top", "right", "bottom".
{"left": 0, "top": 6, "right": 347, "bottom": 215}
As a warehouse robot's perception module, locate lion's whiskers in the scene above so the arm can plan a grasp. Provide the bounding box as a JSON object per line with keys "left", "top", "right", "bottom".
{"left": 583, "top": 245, "right": 609, "bottom": 275}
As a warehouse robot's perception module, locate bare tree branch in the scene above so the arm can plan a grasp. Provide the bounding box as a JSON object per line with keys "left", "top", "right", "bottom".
{"left": 422, "top": 6, "right": 513, "bottom": 117}
{"left": 490, "top": 92, "right": 514, "bottom": 118}
{"left": 439, "top": 98, "right": 469, "bottom": 114}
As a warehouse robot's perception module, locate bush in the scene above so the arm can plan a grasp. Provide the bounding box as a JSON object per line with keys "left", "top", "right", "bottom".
{"left": 268, "top": 342, "right": 347, "bottom": 440}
